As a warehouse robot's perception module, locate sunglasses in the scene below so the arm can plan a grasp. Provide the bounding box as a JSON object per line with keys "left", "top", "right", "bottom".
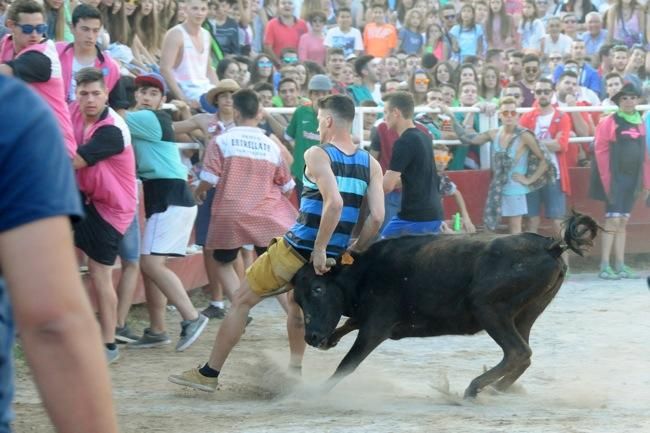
{"left": 283, "top": 57, "right": 298, "bottom": 64}
{"left": 563, "top": 19, "right": 576, "bottom": 24}
{"left": 549, "top": 56, "right": 562, "bottom": 61}
{"left": 434, "top": 154, "right": 452, "bottom": 163}
{"left": 258, "top": 60, "right": 273, "bottom": 67}
{"left": 443, "top": 14, "right": 456, "bottom": 20}
{"left": 505, "top": 93, "right": 521, "bottom": 98}
{"left": 525, "top": 67, "right": 538, "bottom": 73}
{"left": 17, "top": 23, "right": 48, "bottom": 34}
{"left": 415, "top": 78, "right": 430, "bottom": 85}
{"left": 124, "top": 0, "right": 139, "bottom": 5}
{"left": 535, "top": 89, "right": 552, "bottom": 95}
{"left": 500, "top": 110, "right": 517, "bottom": 117}
{"left": 312, "top": 17, "right": 325, "bottom": 23}
{"left": 620, "top": 95, "right": 638, "bottom": 101}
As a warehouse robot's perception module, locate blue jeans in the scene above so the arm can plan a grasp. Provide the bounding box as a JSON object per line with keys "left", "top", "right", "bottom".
{"left": 0, "top": 278, "right": 14, "bottom": 432}
{"left": 381, "top": 216, "right": 443, "bottom": 238}
{"left": 118, "top": 213, "right": 141, "bottom": 263}
{"left": 380, "top": 191, "right": 402, "bottom": 233}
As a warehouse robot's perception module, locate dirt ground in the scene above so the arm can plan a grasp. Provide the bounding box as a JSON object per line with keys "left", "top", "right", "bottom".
{"left": 11, "top": 272, "right": 650, "bottom": 433}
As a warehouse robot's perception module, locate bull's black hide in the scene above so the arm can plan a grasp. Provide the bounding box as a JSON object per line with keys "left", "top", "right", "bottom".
{"left": 293, "top": 212, "right": 599, "bottom": 398}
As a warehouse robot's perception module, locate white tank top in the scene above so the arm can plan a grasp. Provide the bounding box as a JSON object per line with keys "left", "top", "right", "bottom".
{"left": 172, "top": 24, "right": 212, "bottom": 100}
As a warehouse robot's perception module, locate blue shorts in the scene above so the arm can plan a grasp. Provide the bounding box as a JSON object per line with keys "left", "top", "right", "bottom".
{"left": 606, "top": 174, "right": 638, "bottom": 216}
{"left": 381, "top": 216, "right": 442, "bottom": 239}
{"left": 526, "top": 180, "right": 566, "bottom": 219}
{"left": 194, "top": 188, "right": 215, "bottom": 247}
{"left": 0, "top": 278, "right": 15, "bottom": 432}
{"left": 118, "top": 214, "right": 141, "bottom": 263}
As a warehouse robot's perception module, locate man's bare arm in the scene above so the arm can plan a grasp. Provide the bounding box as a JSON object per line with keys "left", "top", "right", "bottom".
{"left": 349, "top": 157, "right": 384, "bottom": 252}
{"left": 160, "top": 28, "right": 186, "bottom": 101}
{"left": 382, "top": 169, "right": 401, "bottom": 193}
{"left": 0, "top": 217, "right": 118, "bottom": 433}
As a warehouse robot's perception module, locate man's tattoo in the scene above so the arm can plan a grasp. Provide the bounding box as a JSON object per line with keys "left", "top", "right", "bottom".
{"left": 450, "top": 115, "right": 479, "bottom": 145}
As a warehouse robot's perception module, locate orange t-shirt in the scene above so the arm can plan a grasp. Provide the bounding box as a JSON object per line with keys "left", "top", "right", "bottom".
{"left": 363, "top": 22, "right": 397, "bottom": 58}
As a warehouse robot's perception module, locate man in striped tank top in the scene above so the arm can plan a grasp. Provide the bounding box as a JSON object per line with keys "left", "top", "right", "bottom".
{"left": 169, "top": 94, "right": 385, "bottom": 393}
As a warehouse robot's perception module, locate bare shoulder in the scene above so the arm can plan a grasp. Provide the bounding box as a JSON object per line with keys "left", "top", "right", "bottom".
{"left": 163, "top": 26, "right": 183, "bottom": 44}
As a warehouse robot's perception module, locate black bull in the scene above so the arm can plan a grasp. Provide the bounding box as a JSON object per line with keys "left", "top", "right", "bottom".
{"left": 292, "top": 213, "right": 599, "bottom": 398}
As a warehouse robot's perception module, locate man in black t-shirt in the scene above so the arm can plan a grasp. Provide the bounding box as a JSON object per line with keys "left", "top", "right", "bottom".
{"left": 381, "top": 91, "right": 444, "bottom": 238}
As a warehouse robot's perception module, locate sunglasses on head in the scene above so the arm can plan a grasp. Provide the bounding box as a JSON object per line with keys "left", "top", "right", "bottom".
{"left": 434, "top": 154, "right": 452, "bottom": 163}
{"left": 535, "top": 89, "right": 552, "bottom": 95}
{"left": 17, "top": 23, "right": 48, "bottom": 35}
{"left": 500, "top": 110, "right": 517, "bottom": 117}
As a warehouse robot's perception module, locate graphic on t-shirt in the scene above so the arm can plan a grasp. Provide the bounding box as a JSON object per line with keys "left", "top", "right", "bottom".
{"left": 332, "top": 35, "right": 355, "bottom": 57}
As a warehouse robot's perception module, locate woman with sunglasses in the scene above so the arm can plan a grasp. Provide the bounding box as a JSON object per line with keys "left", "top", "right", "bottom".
{"left": 441, "top": 97, "right": 549, "bottom": 234}
{"left": 591, "top": 83, "right": 650, "bottom": 279}
{"left": 298, "top": 10, "right": 326, "bottom": 66}
{"left": 409, "top": 69, "right": 433, "bottom": 106}
{"left": 249, "top": 54, "right": 275, "bottom": 86}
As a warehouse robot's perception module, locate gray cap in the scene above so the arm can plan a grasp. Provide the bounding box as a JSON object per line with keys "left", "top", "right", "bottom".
{"left": 308, "top": 74, "right": 332, "bottom": 92}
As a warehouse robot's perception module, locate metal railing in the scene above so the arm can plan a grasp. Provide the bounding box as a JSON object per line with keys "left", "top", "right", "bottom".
{"left": 176, "top": 104, "right": 650, "bottom": 170}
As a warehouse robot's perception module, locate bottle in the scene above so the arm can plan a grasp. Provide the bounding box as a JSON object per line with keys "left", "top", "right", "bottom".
{"left": 453, "top": 212, "right": 462, "bottom": 232}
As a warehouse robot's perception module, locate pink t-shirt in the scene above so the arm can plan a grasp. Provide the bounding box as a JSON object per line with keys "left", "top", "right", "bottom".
{"left": 72, "top": 105, "right": 137, "bottom": 234}
{"left": 0, "top": 36, "right": 77, "bottom": 157}
{"left": 298, "top": 32, "right": 327, "bottom": 66}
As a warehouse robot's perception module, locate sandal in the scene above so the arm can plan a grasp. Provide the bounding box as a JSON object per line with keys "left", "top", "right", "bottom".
{"left": 616, "top": 265, "right": 640, "bottom": 279}
{"left": 598, "top": 266, "right": 620, "bottom": 280}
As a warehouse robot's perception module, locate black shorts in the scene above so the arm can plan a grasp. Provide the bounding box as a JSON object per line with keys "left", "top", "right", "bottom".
{"left": 213, "top": 246, "right": 267, "bottom": 264}
{"left": 606, "top": 174, "right": 638, "bottom": 215}
{"left": 74, "top": 201, "right": 123, "bottom": 266}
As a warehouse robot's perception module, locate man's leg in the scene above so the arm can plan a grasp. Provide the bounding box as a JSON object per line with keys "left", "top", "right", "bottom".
{"left": 613, "top": 216, "right": 628, "bottom": 271}
{"left": 140, "top": 255, "right": 199, "bottom": 321}
{"left": 286, "top": 290, "right": 306, "bottom": 370}
{"left": 88, "top": 259, "right": 117, "bottom": 345}
{"left": 116, "top": 260, "right": 139, "bottom": 329}
{"left": 143, "top": 274, "right": 167, "bottom": 334}
{"left": 599, "top": 216, "right": 619, "bottom": 277}
{"left": 206, "top": 281, "right": 262, "bottom": 370}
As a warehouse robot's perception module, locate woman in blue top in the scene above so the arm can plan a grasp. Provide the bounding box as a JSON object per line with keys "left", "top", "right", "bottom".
{"left": 449, "top": 4, "right": 485, "bottom": 62}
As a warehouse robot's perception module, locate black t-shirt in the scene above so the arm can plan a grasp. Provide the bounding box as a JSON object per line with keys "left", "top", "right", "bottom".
{"left": 389, "top": 127, "right": 443, "bottom": 221}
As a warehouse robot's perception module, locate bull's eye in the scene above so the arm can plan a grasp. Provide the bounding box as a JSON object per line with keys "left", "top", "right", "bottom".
{"left": 304, "top": 314, "right": 311, "bottom": 325}
{"left": 313, "top": 286, "right": 322, "bottom": 294}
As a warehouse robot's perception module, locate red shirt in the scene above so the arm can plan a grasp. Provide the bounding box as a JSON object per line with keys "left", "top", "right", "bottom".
{"left": 264, "top": 17, "right": 308, "bottom": 58}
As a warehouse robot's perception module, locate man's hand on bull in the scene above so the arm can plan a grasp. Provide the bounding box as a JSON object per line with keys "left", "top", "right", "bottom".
{"left": 463, "top": 217, "right": 477, "bottom": 234}
{"left": 310, "top": 249, "right": 331, "bottom": 275}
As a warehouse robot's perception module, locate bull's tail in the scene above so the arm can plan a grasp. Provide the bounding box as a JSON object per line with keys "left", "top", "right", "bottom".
{"left": 547, "top": 211, "right": 601, "bottom": 258}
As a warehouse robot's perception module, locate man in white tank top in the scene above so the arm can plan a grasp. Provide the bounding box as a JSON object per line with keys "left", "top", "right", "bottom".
{"left": 160, "top": 0, "right": 217, "bottom": 109}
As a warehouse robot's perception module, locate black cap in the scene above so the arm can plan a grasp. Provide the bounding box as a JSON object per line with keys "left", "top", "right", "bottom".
{"left": 612, "top": 82, "right": 642, "bottom": 105}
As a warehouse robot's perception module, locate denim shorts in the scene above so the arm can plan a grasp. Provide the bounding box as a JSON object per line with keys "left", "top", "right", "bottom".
{"left": 194, "top": 188, "right": 215, "bottom": 247}
{"left": 526, "top": 180, "right": 567, "bottom": 219}
{"left": 381, "top": 216, "right": 442, "bottom": 238}
{"left": 118, "top": 214, "right": 141, "bottom": 263}
{"left": 501, "top": 194, "right": 528, "bottom": 217}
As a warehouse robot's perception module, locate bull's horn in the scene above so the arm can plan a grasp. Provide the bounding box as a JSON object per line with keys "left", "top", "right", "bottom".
{"left": 325, "top": 258, "right": 337, "bottom": 267}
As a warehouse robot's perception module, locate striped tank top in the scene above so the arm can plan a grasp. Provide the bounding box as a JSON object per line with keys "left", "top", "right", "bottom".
{"left": 284, "top": 143, "right": 370, "bottom": 256}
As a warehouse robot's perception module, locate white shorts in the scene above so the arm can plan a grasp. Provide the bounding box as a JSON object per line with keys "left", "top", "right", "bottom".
{"left": 501, "top": 194, "right": 528, "bottom": 217}
{"left": 141, "top": 205, "right": 198, "bottom": 256}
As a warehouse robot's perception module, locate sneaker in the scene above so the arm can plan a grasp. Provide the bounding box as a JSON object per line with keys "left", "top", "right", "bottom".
{"left": 106, "top": 346, "right": 120, "bottom": 364}
{"left": 598, "top": 266, "right": 620, "bottom": 280}
{"left": 616, "top": 265, "right": 640, "bottom": 279}
{"left": 176, "top": 314, "right": 209, "bottom": 352}
{"left": 201, "top": 304, "right": 226, "bottom": 319}
{"left": 168, "top": 367, "right": 218, "bottom": 392}
{"left": 128, "top": 328, "right": 172, "bottom": 349}
{"left": 115, "top": 325, "right": 140, "bottom": 344}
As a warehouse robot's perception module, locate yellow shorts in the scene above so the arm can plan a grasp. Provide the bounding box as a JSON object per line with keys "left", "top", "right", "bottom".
{"left": 246, "top": 237, "right": 308, "bottom": 297}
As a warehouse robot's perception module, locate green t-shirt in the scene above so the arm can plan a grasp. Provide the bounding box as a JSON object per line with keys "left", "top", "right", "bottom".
{"left": 285, "top": 105, "right": 320, "bottom": 179}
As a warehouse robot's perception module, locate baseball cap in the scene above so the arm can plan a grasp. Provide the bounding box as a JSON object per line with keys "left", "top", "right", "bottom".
{"left": 134, "top": 72, "right": 168, "bottom": 94}
{"left": 308, "top": 74, "right": 332, "bottom": 92}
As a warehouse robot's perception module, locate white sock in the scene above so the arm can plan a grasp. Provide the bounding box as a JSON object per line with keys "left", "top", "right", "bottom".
{"left": 210, "top": 301, "right": 225, "bottom": 308}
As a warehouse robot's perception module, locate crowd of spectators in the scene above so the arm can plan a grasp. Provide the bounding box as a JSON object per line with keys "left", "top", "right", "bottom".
{"left": 2, "top": 0, "right": 650, "bottom": 374}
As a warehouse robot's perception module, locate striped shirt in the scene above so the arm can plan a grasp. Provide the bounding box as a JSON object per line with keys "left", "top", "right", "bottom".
{"left": 284, "top": 143, "right": 370, "bottom": 256}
